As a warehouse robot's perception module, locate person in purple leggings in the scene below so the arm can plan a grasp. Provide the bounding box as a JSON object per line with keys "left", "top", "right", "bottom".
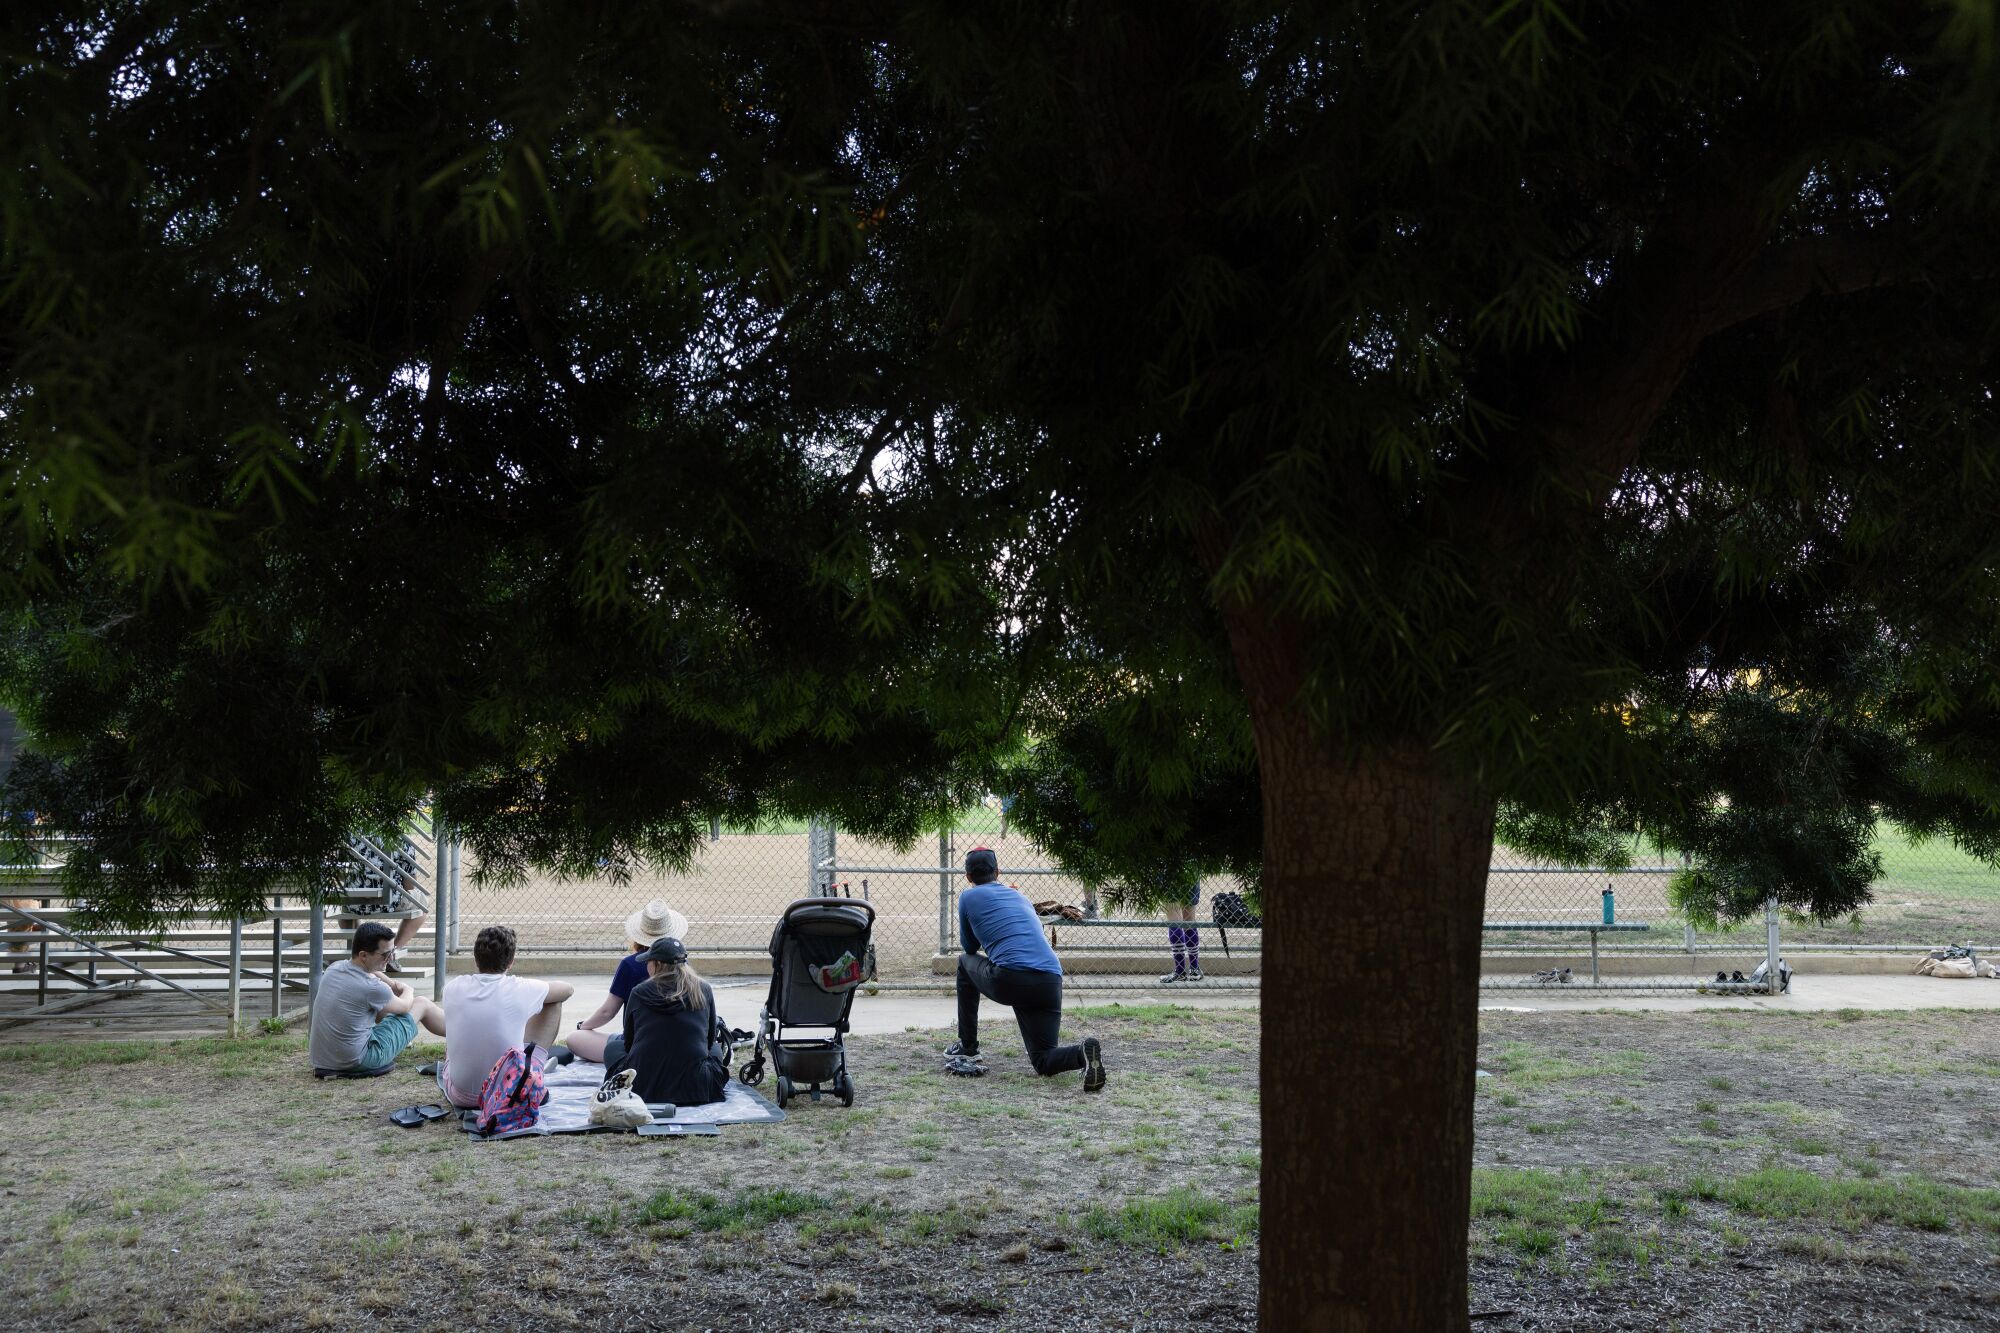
{"left": 1160, "top": 872, "right": 1204, "bottom": 983}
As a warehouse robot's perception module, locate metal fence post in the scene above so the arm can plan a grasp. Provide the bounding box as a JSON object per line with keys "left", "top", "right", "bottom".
{"left": 1765, "top": 897, "right": 1781, "bottom": 994}
{"left": 308, "top": 899, "right": 324, "bottom": 1030}
{"left": 447, "top": 834, "right": 460, "bottom": 952}
{"left": 808, "top": 821, "right": 837, "bottom": 897}
{"left": 938, "top": 828, "right": 954, "bottom": 953}
{"left": 270, "top": 901, "right": 283, "bottom": 1020}
{"left": 432, "top": 812, "right": 448, "bottom": 1000}
{"left": 228, "top": 916, "right": 243, "bottom": 1038}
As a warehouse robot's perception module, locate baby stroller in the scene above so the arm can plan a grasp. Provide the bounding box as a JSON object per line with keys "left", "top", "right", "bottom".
{"left": 737, "top": 897, "right": 875, "bottom": 1108}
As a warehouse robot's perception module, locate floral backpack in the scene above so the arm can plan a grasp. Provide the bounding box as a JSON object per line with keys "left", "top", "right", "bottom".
{"left": 474, "top": 1042, "right": 550, "bottom": 1136}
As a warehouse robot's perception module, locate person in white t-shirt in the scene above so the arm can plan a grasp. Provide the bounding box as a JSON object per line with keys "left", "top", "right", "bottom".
{"left": 441, "top": 925, "right": 575, "bottom": 1107}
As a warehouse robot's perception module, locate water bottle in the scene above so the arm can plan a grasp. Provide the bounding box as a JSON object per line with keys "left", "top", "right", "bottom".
{"left": 1602, "top": 885, "right": 1615, "bottom": 925}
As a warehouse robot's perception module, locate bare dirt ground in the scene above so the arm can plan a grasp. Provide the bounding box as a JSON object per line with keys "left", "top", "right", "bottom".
{"left": 2, "top": 1006, "right": 1998, "bottom": 1330}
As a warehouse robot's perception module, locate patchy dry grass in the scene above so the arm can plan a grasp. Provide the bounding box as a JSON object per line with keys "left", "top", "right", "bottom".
{"left": 0, "top": 1009, "right": 1262, "bottom": 1332}
{"left": 8, "top": 1005, "right": 2000, "bottom": 1329}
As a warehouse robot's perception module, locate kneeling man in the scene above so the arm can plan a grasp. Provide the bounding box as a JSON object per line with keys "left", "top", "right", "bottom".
{"left": 442, "top": 925, "right": 575, "bottom": 1107}
{"left": 310, "top": 921, "right": 447, "bottom": 1075}
{"left": 950, "top": 847, "right": 1105, "bottom": 1091}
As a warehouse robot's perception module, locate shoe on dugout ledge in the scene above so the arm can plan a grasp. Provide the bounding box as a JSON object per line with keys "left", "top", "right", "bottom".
{"left": 1159, "top": 969, "right": 1187, "bottom": 984}
{"left": 1186, "top": 966, "right": 1205, "bottom": 982}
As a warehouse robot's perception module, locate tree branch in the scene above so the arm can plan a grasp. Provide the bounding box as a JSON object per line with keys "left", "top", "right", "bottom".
{"left": 1707, "top": 232, "right": 1933, "bottom": 335}
{"left": 841, "top": 411, "right": 904, "bottom": 491}
{"left": 1514, "top": 176, "right": 1796, "bottom": 507}
{"left": 422, "top": 247, "right": 512, "bottom": 448}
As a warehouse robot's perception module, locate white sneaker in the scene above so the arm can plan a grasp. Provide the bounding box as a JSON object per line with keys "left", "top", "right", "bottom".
{"left": 1159, "top": 969, "right": 1187, "bottom": 983}
{"left": 1186, "top": 966, "right": 1205, "bottom": 982}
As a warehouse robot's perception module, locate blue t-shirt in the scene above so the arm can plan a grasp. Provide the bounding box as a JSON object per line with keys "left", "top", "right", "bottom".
{"left": 959, "top": 881, "right": 1063, "bottom": 974}
{"left": 609, "top": 951, "right": 650, "bottom": 1001}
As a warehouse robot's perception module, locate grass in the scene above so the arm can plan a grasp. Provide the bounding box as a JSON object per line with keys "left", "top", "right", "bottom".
{"left": 1871, "top": 822, "right": 2000, "bottom": 903}
{"left": 1478, "top": 1163, "right": 2000, "bottom": 1260}
{"left": 1067, "top": 1002, "right": 1255, "bottom": 1023}
{"left": 1484, "top": 1042, "right": 1650, "bottom": 1088}
{"left": 1081, "top": 1187, "right": 1259, "bottom": 1253}
{"left": 0, "top": 1031, "right": 307, "bottom": 1072}
{"left": 1715, "top": 1167, "right": 2000, "bottom": 1234}
{"left": 634, "top": 1187, "right": 832, "bottom": 1236}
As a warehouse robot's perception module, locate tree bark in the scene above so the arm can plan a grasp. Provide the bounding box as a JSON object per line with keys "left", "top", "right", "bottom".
{"left": 1229, "top": 612, "right": 1497, "bottom": 1332}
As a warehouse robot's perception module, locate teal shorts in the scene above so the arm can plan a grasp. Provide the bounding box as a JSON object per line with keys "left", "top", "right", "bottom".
{"left": 360, "top": 1011, "right": 419, "bottom": 1071}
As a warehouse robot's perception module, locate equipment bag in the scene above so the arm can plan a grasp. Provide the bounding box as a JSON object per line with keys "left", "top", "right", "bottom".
{"left": 1212, "top": 892, "right": 1262, "bottom": 928}
{"left": 474, "top": 1042, "right": 550, "bottom": 1136}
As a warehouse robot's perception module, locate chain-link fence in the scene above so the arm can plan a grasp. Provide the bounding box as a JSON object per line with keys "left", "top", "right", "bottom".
{"left": 1784, "top": 822, "right": 2000, "bottom": 950}
{"left": 1479, "top": 850, "right": 1786, "bottom": 993}
{"left": 816, "top": 808, "right": 1265, "bottom": 989}
{"left": 446, "top": 825, "right": 821, "bottom": 961}
{"left": 438, "top": 814, "right": 2000, "bottom": 992}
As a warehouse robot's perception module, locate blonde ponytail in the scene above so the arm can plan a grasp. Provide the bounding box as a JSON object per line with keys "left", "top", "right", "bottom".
{"left": 655, "top": 957, "right": 706, "bottom": 1011}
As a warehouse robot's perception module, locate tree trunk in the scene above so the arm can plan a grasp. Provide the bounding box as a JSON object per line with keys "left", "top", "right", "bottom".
{"left": 1231, "top": 621, "right": 1497, "bottom": 1331}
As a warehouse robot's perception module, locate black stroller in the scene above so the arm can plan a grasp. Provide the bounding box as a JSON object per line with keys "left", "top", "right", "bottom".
{"left": 737, "top": 897, "right": 875, "bottom": 1108}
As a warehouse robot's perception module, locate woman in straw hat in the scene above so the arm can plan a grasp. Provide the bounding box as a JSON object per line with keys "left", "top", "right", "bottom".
{"left": 565, "top": 898, "right": 689, "bottom": 1066}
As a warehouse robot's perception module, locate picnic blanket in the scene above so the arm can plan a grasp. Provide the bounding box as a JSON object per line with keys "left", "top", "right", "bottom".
{"left": 435, "top": 1057, "right": 784, "bottom": 1138}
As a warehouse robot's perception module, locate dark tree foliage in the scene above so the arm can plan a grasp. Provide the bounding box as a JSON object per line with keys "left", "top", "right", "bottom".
{"left": 8, "top": 4, "right": 2000, "bottom": 1328}
{"left": 0, "top": 2, "right": 1013, "bottom": 920}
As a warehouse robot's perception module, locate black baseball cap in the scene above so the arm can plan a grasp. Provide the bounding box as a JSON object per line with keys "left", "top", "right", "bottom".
{"left": 964, "top": 847, "right": 999, "bottom": 880}
{"left": 645, "top": 936, "right": 688, "bottom": 965}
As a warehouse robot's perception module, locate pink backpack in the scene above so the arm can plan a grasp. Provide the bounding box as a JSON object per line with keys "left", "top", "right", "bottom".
{"left": 474, "top": 1043, "right": 549, "bottom": 1136}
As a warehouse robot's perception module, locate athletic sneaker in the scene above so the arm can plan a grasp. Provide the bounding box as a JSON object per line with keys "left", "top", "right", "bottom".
{"left": 546, "top": 1045, "right": 575, "bottom": 1067}
{"left": 943, "top": 1040, "right": 982, "bottom": 1060}
{"left": 1186, "top": 966, "right": 1205, "bottom": 982}
{"left": 1158, "top": 969, "right": 1187, "bottom": 984}
{"left": 1082, "top": 1037, "right": 1105, "bottom": 1093}
{"left": 944, "top": 1055, "right": 987, "bottom": 1078}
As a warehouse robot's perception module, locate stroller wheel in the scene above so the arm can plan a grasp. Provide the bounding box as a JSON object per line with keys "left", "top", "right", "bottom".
{"left": 834, "top": 1073, "right": 855, "bottom": 1108}
{"left": 738, "top": 1059, "right": 764, "bottom": 1086}
{"left": 775, "top": 1075, "right": 794, "bottom": 1108}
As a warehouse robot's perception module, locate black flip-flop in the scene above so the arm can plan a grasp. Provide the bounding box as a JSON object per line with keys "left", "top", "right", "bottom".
{"left": 388, "top": 1103, "right": 453, "bottom": 1128}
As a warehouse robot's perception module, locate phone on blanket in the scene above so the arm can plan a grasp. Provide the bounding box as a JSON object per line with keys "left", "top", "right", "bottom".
{"left": 636, "top": 1122, "right": 719, "bottom": 1137}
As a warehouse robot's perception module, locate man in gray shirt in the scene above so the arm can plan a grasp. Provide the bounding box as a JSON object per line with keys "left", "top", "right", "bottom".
{"left": 310, "top": 921, "right": 448, "bottom": 1074}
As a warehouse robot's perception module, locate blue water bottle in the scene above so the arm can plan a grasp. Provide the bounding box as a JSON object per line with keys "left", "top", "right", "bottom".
{"left": 1602, "top": 885, "right": 1615, "bottom": 925}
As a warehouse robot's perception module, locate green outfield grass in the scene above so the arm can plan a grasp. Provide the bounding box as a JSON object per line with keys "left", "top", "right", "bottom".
{"left": 1870, "top": 822, "right": 2000, "bottom": 901}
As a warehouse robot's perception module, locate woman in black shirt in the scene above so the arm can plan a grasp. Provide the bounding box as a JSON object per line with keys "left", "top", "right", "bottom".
{"left": 611, "top": 936, "right": 730, "bottom": 1106}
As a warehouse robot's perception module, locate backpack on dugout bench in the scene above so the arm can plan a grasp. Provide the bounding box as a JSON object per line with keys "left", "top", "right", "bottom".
{"left": 1211, "top": 892, "right": 1262, "bottom": 956}
{"left": 474, "top": 1042, "right": 550, "bottom": 1136}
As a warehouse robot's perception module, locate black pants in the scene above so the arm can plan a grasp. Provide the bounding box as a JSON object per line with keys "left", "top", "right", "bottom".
{"left": 957, "top": 955, "right": 1084, "bottom": 1076}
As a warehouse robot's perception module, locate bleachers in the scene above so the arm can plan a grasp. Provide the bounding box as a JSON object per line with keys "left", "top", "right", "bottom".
{"left": 1, "top": 832, "right": 442, "bottom": 1031}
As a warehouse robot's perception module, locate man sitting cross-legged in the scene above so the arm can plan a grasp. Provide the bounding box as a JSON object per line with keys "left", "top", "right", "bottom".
{"left": 309, "top": 921, "right": 448, "bottom": 1075}
{"left": 441, "top": 925, "right": 576, "bottom": 1108}
{"left": 949, "top": 846, "right": 1105, "bottom": 1091}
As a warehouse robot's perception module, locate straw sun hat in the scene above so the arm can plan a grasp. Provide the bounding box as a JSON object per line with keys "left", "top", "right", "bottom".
{"left": 625, "top": 899, "right": 690, "bottom": 948}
